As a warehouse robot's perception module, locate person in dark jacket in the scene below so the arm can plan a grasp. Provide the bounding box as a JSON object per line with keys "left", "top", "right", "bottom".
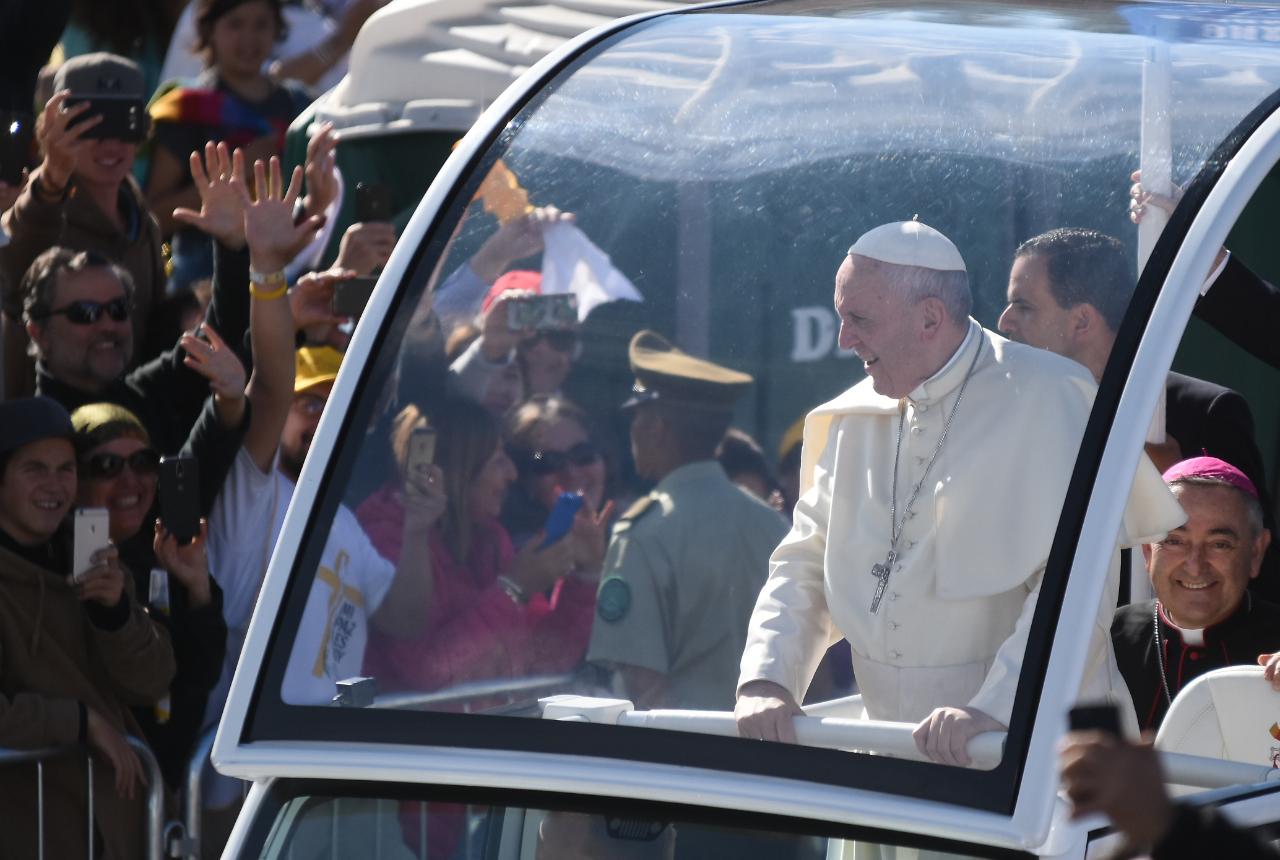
{"left": 997, "top": 227, "right": 1279, "bottom": 599}
{"left": 72, "top": 402, "right": 227, "bottom": 789}
{"left": 0, "top": 396, "right": 175, "bottom": 859}
{"left": 1112, "top": 456, "right": 1280, "bottom": 731}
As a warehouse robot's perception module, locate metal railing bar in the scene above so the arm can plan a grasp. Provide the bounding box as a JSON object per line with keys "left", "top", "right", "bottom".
{"left": 37, "top": 760, "right": 45, "bottom": 860}
{"left": 185, "top": 725, "right": 219, "bottom": 858}
{"left": 126, "top": 736, "right": 166, "bottom": 860}
{"left": 87, "top": 755, "right": 95, "bottom": 860}
{"left": 373, "top": 674, "right": 575, "bottom": 710}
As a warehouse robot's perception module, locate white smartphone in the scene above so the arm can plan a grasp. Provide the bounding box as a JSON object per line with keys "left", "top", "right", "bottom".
{"left": 72, "top": 507, "right": 110, "bottom": 583}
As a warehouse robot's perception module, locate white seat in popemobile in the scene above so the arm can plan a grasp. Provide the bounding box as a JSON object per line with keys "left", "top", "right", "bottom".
{"left": 1155, "top": 666, "right": 1280, "bottom": 791}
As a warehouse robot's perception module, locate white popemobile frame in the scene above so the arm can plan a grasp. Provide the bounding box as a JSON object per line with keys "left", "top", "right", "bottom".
{"left": 215, "top": 4, "right": 1280, "bottom": 856}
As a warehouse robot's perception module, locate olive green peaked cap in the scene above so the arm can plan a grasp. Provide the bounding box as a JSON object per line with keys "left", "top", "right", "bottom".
{"left": 622, "top": 329, "right": 753, "bottom": 412}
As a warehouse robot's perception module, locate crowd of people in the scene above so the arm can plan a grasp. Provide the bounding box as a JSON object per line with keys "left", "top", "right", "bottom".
{"left": 1, "top": 2, "right": 1280, "bottom": 858}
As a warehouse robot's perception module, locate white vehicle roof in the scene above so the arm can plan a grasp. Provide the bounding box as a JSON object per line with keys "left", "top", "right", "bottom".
{"left": 312, "top": 0, "right": 690, "bottom": 138}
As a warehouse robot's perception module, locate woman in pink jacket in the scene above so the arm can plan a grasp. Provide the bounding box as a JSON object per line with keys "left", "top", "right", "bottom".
{"left": 357, "top": 397, "right": 608, "bottom": 699}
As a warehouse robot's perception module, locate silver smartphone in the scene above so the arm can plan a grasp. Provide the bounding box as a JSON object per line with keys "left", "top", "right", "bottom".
{"left": 72, "top": 507, "right": 110, "bottom": 583}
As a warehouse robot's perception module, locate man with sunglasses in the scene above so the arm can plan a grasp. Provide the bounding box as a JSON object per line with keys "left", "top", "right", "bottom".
{"left": 586, "top": 331, "right": 789, "bottom": 711}
{"left": 1, "top": 55, "right": 165, "bottom": 400}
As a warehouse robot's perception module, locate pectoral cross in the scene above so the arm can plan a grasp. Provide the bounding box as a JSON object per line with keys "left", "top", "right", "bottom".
{"left": 869, "top": 549, "right": 896, "bottom": 614}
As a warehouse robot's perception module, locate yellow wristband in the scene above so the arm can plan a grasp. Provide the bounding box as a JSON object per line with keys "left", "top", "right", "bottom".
{"left": 249, "top": 282, "right": 288, "bottom": 301}
{"left": 248, "top": 269, "right": 288, "bottom": 301}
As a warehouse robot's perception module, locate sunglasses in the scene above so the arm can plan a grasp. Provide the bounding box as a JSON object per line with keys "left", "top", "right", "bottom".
{"left": 40, "top": 297, "right": 130, "bottom": 325}
{"left": 529, "top": 330, "right": 577, "bottom": 354}
{"left": 82, "top": 448, "right": 160, "bottom": 480}
{"left": 513, "top": 441, "right": 601, "bottom": 476}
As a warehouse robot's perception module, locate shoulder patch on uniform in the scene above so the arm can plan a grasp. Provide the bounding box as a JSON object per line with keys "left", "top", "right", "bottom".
{"left": 596, "top": 577, "right": 632, "bottom": 623}
{"left": 620, "top": 495, "right": 656, "bottom": 522}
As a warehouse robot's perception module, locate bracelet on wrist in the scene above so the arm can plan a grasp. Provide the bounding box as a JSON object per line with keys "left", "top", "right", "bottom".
{"left": 35, "top": 170, "right": 68, "bottom": 201}
{"left": 496, "top": 575, "right": 528, "bottom": 606}
{"left": 249, "top": 269, "right": 289, "bottom": 301}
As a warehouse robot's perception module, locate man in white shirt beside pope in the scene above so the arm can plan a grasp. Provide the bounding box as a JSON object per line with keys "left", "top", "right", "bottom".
{"left": 735, "top": 219, "right": 1186, "bottom": 766}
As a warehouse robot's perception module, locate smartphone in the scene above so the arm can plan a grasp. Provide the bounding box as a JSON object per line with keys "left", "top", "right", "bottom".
{"left": 158, "top": 456, "right": 201, "bottom": 544}
{"left": 331, "top": 276, "right": 378, "bottom": 318}
{"left": 72, "top": 507, "right": 110, "bottom": 583}
{"left": 1067, "top": 702, "right": 1121, "bottom": 737}
{"left": 507, "top": 294, "right": 578, "bottom": 331}
{"left": 541, "top": 492, "right": 584, "bottom": 548}
{"left": 354, "top": 181, "right": 392, "bottom": 223}
{"left": 0, "top": 111, "right": 34, "bottom": 185}
{"left": 65, "top": 96, "right": 147, "bottom": 143}
{"left": 407, "top": 426, "right": 437, "bottom": 476}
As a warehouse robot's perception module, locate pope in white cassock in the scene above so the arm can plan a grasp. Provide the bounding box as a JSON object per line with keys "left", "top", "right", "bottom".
{"left": 735, "top": 220, "right": 1187, "bottom": 766}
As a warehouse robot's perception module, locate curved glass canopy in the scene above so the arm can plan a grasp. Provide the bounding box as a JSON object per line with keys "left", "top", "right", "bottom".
{"left": 224, "top": 0, "right": 1280, "bottom": 846}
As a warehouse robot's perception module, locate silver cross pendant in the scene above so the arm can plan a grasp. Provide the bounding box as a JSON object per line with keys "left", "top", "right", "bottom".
{"left": 869, "top": 549, "right": 896, "bottom": 614}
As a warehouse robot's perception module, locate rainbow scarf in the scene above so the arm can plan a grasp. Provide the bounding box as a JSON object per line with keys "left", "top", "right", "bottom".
{"left": 149, "top": 81, "right": 290, "bottom": 151}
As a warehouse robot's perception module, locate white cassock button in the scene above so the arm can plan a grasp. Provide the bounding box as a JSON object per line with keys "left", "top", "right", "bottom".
{"left": 889, "top": 592, "right": 899, "bottom": 602}
{"left": 910, "top": 425, "right": 924, "bottom": 435}
{"left": 889, "top": 621, "right": 900, "bottom": 630}
{"left": 916, "top": 404, "right": 929, "bottom": 414}
{"left": 915, "top": 456, "right": 926, "bottom": 465}
{"left": 890, "top": 650, "right": 902, "bottom": 659}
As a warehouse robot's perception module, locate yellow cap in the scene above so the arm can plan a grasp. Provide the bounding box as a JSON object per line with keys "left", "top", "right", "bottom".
{"left": 296, "top": 347, "right": 343, "bottom": 393}
{"left": 622, "top": 330, "right": 752, "bottom": 412}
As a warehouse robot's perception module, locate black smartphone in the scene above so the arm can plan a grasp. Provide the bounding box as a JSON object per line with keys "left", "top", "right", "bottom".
{"left": 354, "top": 181, "right": 392, "bottom": 223}
{"left": 0, "top": 111, "right": 34, "bottom": 185}
{"left": 1067, "top": 703, "right": 1121, "bottom": 736}
{"left": 65, "top": 96, "right": 147, "bottom": 143}
{"left": 331, "top": 276, "right": 377, "bottom": 318}
{"left": 158, "top": 456, "right": 201, "bottom": 544}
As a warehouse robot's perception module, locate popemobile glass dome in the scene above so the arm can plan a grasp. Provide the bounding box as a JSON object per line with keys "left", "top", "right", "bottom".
{"left": 216, "top": 0, "right": 1280, "bottom": 854}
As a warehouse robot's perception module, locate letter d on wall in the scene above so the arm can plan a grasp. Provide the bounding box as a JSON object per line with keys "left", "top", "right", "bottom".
{"left": 790, "top": 307, "right": 836, "bottom": 363}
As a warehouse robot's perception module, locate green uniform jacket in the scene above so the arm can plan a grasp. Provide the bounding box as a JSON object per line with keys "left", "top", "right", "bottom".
{"left": 588, "top": 461, "right": 788, "bottom": 710}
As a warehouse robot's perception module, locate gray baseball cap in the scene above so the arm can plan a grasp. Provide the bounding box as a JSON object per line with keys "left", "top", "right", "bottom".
{"left": 53, "top": 53, "right": 145, "bottom": 100}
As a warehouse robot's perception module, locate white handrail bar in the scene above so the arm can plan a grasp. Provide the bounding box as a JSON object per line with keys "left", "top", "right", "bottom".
{"left": 1160, "top": 751, "right": 1280, "bottom": 790}
{"left": 615, "top": 709, "right": 1006, "bottom": 768}
{"left": 373, "top": 674, "right": 576, "bottom": 710}
{"left": 184, "top": 725, "right": 220, "bottom": 858}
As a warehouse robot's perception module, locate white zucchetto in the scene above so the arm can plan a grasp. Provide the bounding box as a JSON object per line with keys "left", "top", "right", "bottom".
{"left": 847, "top": 218, "right": 967, "bottom": 273}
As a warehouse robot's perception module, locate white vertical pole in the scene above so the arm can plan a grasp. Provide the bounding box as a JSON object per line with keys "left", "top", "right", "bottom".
{"left": 1139, "top": 40, "right": 1172, "bottom": 447}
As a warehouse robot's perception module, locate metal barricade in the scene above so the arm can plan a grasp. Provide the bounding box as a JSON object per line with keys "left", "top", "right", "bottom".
{"left": 0, "top": 736, "right": 166, "bottom": 860}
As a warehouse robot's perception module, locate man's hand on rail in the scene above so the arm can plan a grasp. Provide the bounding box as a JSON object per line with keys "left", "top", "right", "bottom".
{"left": 1257, "top": 652, "right": 1280, "bottom": 691}
{"left": 735, "top": 680, "right": 803, "bottom": 744}
{"left": 86, "top": 708, "right": 145, "bottom": 799}
{"left": 912, "top": 705, "right": 1004, "bottom": 767}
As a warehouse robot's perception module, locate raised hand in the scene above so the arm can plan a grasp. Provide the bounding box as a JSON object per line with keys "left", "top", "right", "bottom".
{"left": 153, "top": 518, "right": 213, "bottom": 608}
{"left": 401, "top": 463, "right": 447, "bottom": 529}
{"left": 180, "top": 322, "right": 247, "bottom": 400}
{"left": 507, "top": 531, "right": 575, "bottom": 596}
{"left": 335, "top": 220, "right": 396, "bottom": 275}
{"left": 569, "top": 498, "right": 615, "bottom": 579}
{"left": 302, "top": 121, "right": 339, "bottom": 221}
{"left": 172, "top": 142, "right": 249, "bottom": 248}
{"left": 289, "top": 266, "right": 355, "bottom": 346}
{"left": 469, "top": 205, "right": 575, "bottom": 283}
{"left": 477, "top": 288, "right": 537, "bottom": 361}
{"left": 36, "top": 91, "right": 100, "bottom": 191}
{"left": 239, "top": 156, "right": 326, "bottom": 273}
{"left": 1129, "top": 169, "right": 1182, "bottom": 225}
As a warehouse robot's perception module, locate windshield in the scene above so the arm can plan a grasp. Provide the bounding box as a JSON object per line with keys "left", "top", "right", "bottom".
{"left": 246, "top": 0, "right": 1280, "bottom": 822}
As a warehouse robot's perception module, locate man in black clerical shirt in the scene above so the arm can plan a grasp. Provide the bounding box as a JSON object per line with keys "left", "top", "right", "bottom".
{"left": 1112, "top": 456, "right": 1280, "bottom": 731}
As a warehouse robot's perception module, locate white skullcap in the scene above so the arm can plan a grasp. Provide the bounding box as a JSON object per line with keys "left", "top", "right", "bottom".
{"left": 847, "top": 218, "right": 966, "bottom": 273}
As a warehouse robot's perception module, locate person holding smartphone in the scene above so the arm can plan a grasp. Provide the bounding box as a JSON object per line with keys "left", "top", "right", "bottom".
{"left": 0, "top": 396, "right": 175, "bottom": 859}
{"left": 70, "top": 402, "right": 229, "bottom": 790}
{"left": 1, "top": 53, "right": 165, "bottom": 399}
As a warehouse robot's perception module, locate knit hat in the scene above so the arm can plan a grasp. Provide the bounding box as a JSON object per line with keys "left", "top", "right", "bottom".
{"left": 70, "top": 403, "right": 150, "bottom": 458}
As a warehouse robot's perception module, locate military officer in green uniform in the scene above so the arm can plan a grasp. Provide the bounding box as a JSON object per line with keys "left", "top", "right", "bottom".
{"left": 587, "top": 330, "right": 789, "bottom": 711}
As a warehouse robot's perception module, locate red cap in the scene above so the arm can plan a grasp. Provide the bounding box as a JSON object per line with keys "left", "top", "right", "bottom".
{"left": 481, "top": 270, "right": 542, "bottom": 313}
{"left": 1163, "top": 456, "right": 1258, "bottom": 499}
